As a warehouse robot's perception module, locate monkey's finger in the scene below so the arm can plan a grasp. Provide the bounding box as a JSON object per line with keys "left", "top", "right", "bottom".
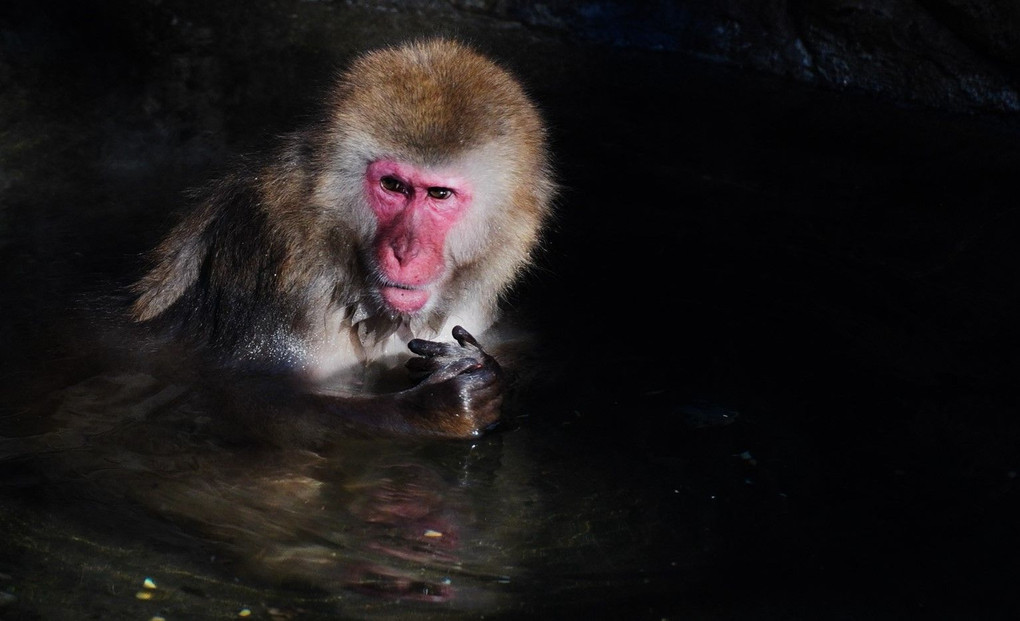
{"left": 459, "top": 365, "right": 500, "bottom": 390}
{"left": 451, "top": 326, "right": 482, "bottom": 351}
{"left": 424, "top": 357, "right": 481, "bottom": 384}
{"left": 408, "top": 338, "right": 457, "bottom": 358}
{"left": 406, "top": 356, "right": 442, "bottom": 376}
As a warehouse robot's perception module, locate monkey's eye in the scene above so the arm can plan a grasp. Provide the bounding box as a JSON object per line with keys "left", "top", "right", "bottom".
{"left": 380, "top": 176, "right": 408, "bottom": 195}
{"left": 427, "top": 187, "right": 453, "bottom": 200}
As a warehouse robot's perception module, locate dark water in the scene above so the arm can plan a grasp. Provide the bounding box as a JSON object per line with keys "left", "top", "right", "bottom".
{"left": 3, "top": 5, "right": 1020, "bottom": 619}
{"left": 0, "top": 294, "right": 761, "bottom": 621}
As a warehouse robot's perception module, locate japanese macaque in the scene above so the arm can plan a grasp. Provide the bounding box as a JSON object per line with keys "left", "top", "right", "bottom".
{"left": 129, "top": 39, "right": 554, "bottom": 442}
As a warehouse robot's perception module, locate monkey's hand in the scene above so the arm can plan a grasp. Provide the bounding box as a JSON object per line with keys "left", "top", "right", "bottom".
{"left": 398, "top": 326, "right": 504, "bottom": 437}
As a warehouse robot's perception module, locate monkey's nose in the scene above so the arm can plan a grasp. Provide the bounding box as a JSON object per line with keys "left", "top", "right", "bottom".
{"left": 391, "top": 241, "right": 420, "bottom": 265}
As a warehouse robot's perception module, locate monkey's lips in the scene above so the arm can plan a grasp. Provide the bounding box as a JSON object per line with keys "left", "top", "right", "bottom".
{"left": 380, "top": 285, "right": 430, "bottom": 314}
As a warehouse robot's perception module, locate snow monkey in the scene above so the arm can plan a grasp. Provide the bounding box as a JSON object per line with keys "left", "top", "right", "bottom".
{"left": 130, "top": 39, "right": 555, "bottom": 442}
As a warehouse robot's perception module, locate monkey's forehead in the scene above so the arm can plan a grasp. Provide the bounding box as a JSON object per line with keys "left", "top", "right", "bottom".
{"left": 328, "top": 40, "right": 545, "bottom": 163}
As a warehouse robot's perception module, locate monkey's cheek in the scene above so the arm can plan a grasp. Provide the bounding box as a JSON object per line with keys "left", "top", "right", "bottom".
{"left": 380, "top": 286, "right": 430, "bottom": 314}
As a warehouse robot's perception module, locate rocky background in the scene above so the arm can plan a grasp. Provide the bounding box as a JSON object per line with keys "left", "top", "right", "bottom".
{"left": 513, "top": 0, "right": 1020, "bottom": 114}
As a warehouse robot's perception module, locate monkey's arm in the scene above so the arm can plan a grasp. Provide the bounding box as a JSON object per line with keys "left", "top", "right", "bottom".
{"left": 304, "top": 326, "right": 504, "bottom": 439}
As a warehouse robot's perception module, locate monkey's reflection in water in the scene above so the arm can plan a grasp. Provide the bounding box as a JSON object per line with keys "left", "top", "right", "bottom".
{"left": 16, "top": 370, "right": 531, "bottom": 608}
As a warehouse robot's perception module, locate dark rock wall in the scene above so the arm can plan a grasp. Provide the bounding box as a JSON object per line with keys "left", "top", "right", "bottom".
{"left": 484, "top": 0, "right": 1020, "bottom": 114}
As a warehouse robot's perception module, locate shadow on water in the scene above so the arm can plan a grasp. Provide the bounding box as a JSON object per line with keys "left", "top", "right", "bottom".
{"left": 1, "top": 362, "right": 540, "bottom": 617}
{"left": 0, "top": 322, "right": 744, "bottom": 620}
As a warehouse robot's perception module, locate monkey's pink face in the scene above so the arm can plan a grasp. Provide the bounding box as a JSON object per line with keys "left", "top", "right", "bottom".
{"left": 365, "top": 160, "right": 474, "bottom": 314}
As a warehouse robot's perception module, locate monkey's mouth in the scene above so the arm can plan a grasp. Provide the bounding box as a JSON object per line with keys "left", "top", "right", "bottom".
{"left": 379, "top": 283, "right": 430, "bottom": 314}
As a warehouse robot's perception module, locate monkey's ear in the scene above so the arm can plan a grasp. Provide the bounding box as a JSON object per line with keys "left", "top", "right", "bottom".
{"left": 130, "top": 224, "right": 210, "bottom": 322}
